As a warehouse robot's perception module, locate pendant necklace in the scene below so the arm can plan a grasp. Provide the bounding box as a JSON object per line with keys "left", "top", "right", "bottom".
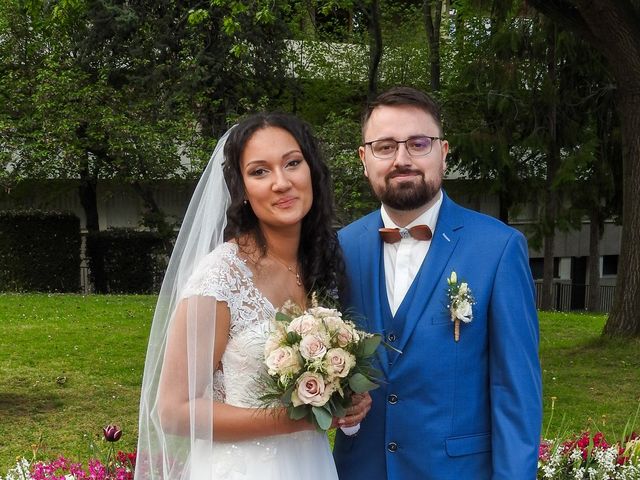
{"left": 267, "top": 252, "right": 302, "bottom": 287}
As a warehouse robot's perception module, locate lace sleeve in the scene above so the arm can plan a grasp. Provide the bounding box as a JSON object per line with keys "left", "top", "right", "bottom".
{"left": 180, "top": 243, "right": 274, "bottom": 336}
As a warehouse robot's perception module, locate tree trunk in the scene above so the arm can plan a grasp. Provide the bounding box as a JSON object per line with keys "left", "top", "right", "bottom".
{"left": 528, "top": 0, "right": 640, "bottom": 336}
{"left": 498, "top": 188, "right": 511, "bottom": 225}
{"left": 78, "top": 158, "right": 106, "bottom": 293}
{"left": 541, "top": 22, "right": 559, "bottom": 311}
{"left": 587, "top": 207, "right": 601, "bottom": 311}
{"left": 366, "top": 0, "right": 383, "bottom": 100}
{"left": 603, "top": 86, "right": 640, "bottom": 336}
{"left": 424, "top": 0, "right": 443, "bottom": 91}
{"left": 131, "top": 181, "right": 174, "bottom": 254}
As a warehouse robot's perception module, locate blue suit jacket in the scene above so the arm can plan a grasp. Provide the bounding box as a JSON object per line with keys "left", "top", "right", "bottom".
{"left": 334, "top": 193, "right": 542, "bottom": 480}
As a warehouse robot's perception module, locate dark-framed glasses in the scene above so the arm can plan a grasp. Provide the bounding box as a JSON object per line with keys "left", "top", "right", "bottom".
{"left": 364, "top": 135, "right": 442, "bottom": 159}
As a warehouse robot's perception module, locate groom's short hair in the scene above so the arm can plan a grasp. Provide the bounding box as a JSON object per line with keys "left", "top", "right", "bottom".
{"left": 361, "top": 86, "right": 443, "bottom": 137}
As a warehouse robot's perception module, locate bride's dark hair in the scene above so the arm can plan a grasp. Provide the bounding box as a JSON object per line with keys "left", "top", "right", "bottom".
{"left": 223, "top": 112, "right": 345, "bottom": 297}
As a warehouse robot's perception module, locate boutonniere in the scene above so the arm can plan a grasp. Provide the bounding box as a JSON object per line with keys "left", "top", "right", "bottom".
{"left": 446, "top": 271, "right": 474, "bottom": 342}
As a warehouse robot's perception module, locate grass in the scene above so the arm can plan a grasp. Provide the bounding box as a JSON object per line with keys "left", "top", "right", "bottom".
{"left": 0, "top": 294, "right": 154, "bottom": 472}
{"left": 1, "top": 295, "right": 639, "bottom": 472}
{"left": 539, "top": 311, "right": 640, "bottom": 439}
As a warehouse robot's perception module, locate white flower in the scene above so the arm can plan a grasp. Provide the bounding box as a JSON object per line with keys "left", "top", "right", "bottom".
{"left": 451, "top": 298, "right": 473, "bottom": 323}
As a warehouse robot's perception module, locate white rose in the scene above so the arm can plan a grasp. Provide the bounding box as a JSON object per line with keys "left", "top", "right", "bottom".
{"left": 459, "top": 283, "right": 468, "bottom": 295}
{"left": 291, "top": 372, "right": 333, "bottom": 407}
{"left": 265, "top": 346, "right": 301, "bottom": 376}
{"left": 449, "top": 271, "right": 457, "bottom": 284}
{"left": 299, "top": 335, "right": 328, "bottom": 360}
{"left": 287, "top": 314, "right": 321, "bottom": 336}
{"left": 452, "top": 299, "right": 472, "bottom": 323}
{"left": 324, "top": 348, "right": 356, "bottom": 379}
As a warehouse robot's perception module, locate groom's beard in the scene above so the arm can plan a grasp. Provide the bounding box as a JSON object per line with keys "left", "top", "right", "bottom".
{"left": 373, "top": 167, "right": 442, "bottom": 211}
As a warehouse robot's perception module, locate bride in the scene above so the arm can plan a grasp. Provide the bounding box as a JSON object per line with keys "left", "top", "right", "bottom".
{"left": 135, "top": 112, "right": 370, "bottom": 479}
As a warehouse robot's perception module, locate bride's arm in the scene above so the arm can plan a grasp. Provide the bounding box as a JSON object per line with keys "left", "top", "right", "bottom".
{"left": 157, "top": 296, "right": 313, "bottom": 441}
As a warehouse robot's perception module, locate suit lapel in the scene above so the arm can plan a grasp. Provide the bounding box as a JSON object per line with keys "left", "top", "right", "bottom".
{"left": 394, "top": 195, "right": 464, "bottom": 358}
{"left": 355, "top": 214, "right": 391, "bottom": 372}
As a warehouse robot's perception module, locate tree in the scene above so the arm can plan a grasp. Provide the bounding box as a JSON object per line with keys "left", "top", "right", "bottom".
{"left": 526, "top": 0, "right": 640, "bottom": 336}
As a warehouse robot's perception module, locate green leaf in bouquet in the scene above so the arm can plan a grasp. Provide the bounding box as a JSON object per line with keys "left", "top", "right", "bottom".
{"left": 289, "top": 404, "right": 309, "bottom": 420}
{"left": 280, "top": 384, "right": 295, "bottom": 406}
{"left": 330, "top": 397, "right": 347, "bottom": 418}
{"left": 312, "top": 406, "right": 333, "bottom": 431}
{"left": 349, "top": 372, "right": 380, "bottom": 393}
{"left": 286, "top": 331, "right": 302, "bottom": 344}
{"left": 360, "top": 334, "right": 382, "bottom": 357}
{"left": 275, "top": 311, "right": 292, "bottom": 323}
{"left": 357, "top": 365, "right": 384, "bottom": 380}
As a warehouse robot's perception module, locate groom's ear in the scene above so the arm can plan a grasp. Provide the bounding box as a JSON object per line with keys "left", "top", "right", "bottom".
{"left": 358, "top": 146, "right": 368, "bottom": 177}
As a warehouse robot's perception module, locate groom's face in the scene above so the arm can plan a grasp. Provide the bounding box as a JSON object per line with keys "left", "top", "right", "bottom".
{"left": 359, "top": 104, "right": 448, "bottom": 212}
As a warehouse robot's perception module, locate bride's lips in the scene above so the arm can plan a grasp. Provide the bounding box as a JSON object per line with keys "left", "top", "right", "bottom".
{"left": 274, "top": 196, "right": 297, "bottom": 208}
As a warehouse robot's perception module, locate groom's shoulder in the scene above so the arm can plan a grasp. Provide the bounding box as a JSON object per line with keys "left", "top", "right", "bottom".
{"left": 449, "top": 198, "right": 524, "bottom": 240}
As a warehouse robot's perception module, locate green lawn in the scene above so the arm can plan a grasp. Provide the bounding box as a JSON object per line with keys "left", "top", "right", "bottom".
{"left": 1, "top": 294, "right": 639, "bottom": 472}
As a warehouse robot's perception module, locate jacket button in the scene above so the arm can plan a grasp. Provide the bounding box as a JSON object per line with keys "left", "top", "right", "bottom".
{"left": 388, "top": 394, "right": 398, "bottom": 404}
{"left": 387, "top": 332, "right": 397, "bottom": 342}
{"left": 387, "top": 442, "right": 398, "bottom": 452}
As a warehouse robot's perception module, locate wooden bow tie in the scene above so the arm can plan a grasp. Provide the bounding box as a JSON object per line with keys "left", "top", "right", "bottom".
{"left": 379, "top": 225, "right": 433, "bottom": 243}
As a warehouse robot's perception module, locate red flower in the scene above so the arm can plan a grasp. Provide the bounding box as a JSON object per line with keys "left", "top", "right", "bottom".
{"left": 103, "top": 424, "right": 123, "bottom": 442}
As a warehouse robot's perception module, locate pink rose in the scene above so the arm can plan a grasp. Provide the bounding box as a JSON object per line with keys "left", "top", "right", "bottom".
{"left": 265, "top": 346, "right": 301, "bottom": 376}
{"left": 287, "top": 314, "right": 321, "bottom": 336}
{"left": 291, "top": 372, "right": 333, "bottom": 407}
{"left": 299, "top": 335, "right": 327, "bottom": 360}
{"left": 324, "top": 348, "right": 355, "bottom": 379}
{"left": 335, "top": 324, "right": 359, "bottom": 348}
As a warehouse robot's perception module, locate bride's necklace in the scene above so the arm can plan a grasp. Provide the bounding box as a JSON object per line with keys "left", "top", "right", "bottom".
{"left": 267, "top": 252, "right": 302, "bottom": 287}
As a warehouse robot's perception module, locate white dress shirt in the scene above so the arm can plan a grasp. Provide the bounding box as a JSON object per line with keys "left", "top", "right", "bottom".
{"left": 381, "top": 191, "right": 443, "bottom": 316}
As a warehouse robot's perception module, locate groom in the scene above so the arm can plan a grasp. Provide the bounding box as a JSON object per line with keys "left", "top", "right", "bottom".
{"left": 334, "top": 86, "right": 542, "bottom": 479}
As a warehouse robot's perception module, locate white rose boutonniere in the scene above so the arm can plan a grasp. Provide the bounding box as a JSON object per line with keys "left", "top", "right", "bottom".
{"left": 447, "top": 271, "right": 475, "bottom": 342}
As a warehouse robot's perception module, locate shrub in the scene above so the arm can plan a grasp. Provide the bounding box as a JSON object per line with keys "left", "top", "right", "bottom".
{"left": 0, "top": 210, "right": 81, "bottom": 292}
{"left": 86, "top": 228, "right": 166, "bottom": 294}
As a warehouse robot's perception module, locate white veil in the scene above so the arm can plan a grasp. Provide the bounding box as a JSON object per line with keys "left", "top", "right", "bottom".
{"left": 135, "top": 127, "right": 234, "bottom": 480}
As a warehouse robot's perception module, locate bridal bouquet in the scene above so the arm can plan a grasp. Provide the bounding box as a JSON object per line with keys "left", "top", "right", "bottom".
{"left": 260, "top": 301, "right": 382, "bottom": 431}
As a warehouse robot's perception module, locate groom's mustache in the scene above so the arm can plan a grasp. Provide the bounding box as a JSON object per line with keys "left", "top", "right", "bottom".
{"left": 385, "top": 167, "right": 424, "bottom": 181}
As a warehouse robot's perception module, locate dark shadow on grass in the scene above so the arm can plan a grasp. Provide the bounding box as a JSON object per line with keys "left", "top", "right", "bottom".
{"left": 0, "top": 392, "right": 63, "bottom": 416}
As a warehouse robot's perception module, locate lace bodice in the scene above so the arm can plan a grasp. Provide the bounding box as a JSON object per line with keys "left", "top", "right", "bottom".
{"left": 181, "top": 242, "right": 276, "bottom": 407}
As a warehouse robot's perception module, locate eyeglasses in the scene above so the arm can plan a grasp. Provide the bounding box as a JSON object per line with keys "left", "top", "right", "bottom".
{"left": 363, "top": 135, "right": 442, "bottom": 159}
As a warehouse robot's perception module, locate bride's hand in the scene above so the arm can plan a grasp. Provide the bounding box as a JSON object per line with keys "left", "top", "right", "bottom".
{"left": 333, "top": 392, "right": 372, "bottom": 429}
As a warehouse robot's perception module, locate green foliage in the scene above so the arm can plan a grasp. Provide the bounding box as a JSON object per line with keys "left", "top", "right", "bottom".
{"left": 314, "top": 110, "right": 378, "bottom": 225}
{"left": 0, "top": 210, "right": 80, "bottom": 292}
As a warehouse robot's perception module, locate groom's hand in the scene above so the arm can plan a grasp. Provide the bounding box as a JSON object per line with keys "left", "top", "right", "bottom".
{"left": 333, "top": 393, "right": 372, "bottom": 429}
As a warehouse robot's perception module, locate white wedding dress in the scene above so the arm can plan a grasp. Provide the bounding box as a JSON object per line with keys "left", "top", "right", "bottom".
{"left": 181, "top": 242, "right": 339, "bottom": 480}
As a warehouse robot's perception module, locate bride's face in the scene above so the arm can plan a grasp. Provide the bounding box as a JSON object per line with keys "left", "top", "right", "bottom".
{"left": 240, "top": 126, "right": 313, "bottom": 230}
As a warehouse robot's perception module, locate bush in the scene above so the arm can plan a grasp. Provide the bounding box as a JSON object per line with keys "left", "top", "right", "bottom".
{"left": 0, "top": 210, "right": 81, "bottom": 292}
{"left": 86, "top": 228, "right": 166, "bottom": 294}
